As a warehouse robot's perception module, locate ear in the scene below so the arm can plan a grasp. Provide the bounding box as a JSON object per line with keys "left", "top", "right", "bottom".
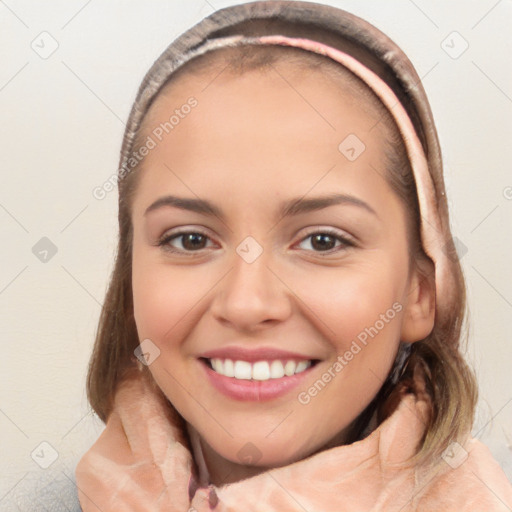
{"left": 401, "top": 257, "right": 436, "bottom": 343}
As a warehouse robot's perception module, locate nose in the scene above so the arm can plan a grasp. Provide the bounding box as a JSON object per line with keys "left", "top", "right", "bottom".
{"left": 210, "top": 245, "right": 292, "bottom": 332}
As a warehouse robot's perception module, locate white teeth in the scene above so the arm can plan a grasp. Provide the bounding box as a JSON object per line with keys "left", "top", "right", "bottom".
{"left": 234, "top": 360, "right": 252, "bottom": 380}
{"left": 208, "top": 358, "right": 313, "bottom": 381}
{"left": 211, "top": 358, "right": 223, "bottom": 373}
{"left": 252, "top": 361, "right": 270, "bottom": 381}
{"left": 223, "top": 358, "right": 235, "bottom": 377}
{"left": 284, "top": 360, "right": 296, "bottom": 376}
{"left": 270, "top": 360, "right": 285, "bottom": 379}
{"left": 295, "top": 361, "right": 309, "bottom": 374}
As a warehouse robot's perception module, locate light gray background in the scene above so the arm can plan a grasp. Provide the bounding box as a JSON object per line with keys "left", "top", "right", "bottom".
{"left": 1, "top": 0, "right": 511, "bottom": 509}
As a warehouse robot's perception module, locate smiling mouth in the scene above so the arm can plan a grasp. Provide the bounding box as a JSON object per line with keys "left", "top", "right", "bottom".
{"left": 200, "top": 357, "right": 320, "bottom": 381}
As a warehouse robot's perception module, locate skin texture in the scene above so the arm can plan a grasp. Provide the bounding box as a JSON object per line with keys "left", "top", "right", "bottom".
{"left": 130, "top": 60, "right": 435, "bottom": 485}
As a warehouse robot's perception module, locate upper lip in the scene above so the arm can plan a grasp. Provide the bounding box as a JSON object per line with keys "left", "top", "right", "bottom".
{"left": 199, "top": 346, "right": 319, "bottom": 363}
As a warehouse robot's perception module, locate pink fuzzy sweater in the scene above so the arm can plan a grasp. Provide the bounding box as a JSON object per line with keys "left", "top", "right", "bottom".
{"left": 75, "top": 371, "right": 512, "bottom": 511}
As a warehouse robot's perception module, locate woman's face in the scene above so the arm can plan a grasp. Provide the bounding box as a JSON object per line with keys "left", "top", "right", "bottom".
{"left": 130, "top": 59, "right": 433, "bottom": 475}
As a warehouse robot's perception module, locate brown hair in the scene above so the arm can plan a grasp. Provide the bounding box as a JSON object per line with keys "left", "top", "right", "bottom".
{"left": 86, "top": 43, "right": 477, "bottom": 470}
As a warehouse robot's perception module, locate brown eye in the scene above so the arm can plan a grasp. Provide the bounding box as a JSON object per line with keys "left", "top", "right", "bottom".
{"left": 179, "top": 233, "right": 208, "bottom": 251}
{"left": 297, "top": 229, "right": 355, "bottom": 254}
{"left": 158, "top": 231, "right": 213, "bottom": 253}
{"left": 310, "top": 233, "right": 337, "bottom": 251}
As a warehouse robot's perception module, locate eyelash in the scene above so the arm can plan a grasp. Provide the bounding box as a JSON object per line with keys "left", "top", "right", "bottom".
{"left": 156, "top": 227, "right": 356, "bottom": 256}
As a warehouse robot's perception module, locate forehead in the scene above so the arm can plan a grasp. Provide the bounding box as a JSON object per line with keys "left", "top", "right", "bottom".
{"left": 131, "top": 56, "right": 392, "bottom": 215}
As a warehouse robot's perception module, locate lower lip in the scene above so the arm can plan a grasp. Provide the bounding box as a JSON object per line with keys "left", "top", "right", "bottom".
{"left": 200, "top": 359, "right": 315, "bottom": 402}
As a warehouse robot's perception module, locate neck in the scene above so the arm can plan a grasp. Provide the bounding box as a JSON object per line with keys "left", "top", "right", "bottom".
{"left": 185, "top": 421, "right": 356, "bottom": 487}
{"left": 202, "top": 438, "right": 269, "bottom": 486}
{"left": 186, "top": 423, "right": 268, "bottom": 486}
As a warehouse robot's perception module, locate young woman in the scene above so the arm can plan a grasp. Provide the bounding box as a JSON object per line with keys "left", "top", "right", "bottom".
{"left": 75, "top": 2, "right": 512, "bottom": 510}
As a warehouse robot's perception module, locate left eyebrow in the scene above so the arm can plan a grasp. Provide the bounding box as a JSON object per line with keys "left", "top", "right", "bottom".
{"left": 143, "top": 193, "right": 378, "bottom": 220}
{"left": 279, "top": 193, "right": 378, "bottom": 218}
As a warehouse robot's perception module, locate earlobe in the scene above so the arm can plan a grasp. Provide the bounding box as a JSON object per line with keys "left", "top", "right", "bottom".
{"left": 400, "top": 260, "right": 436, "bottom": 343}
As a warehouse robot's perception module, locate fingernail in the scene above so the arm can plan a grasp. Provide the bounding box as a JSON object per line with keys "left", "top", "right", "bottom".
{"left": 188, "top": 473, "right": 199, "bottom": 500}
{"left": 208, "top": 486, "right": 219, "bottom": 509}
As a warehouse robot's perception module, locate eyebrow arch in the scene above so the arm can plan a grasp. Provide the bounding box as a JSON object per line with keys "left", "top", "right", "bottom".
{"left": 144, "top": 193, "right": 378, "bottom": 220}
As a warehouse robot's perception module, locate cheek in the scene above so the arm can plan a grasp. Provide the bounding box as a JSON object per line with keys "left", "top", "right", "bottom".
{"left": 131, "top": 255, "right": 205, "bottom": 410}
{"left": 299, "top": 261, "right": 405, "bottom": 349}
{"left": 131, "top": 250, "right": 201, "bottom": 344}
{"left": 294, "top": 264, "right": 405, "bottom": 424}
